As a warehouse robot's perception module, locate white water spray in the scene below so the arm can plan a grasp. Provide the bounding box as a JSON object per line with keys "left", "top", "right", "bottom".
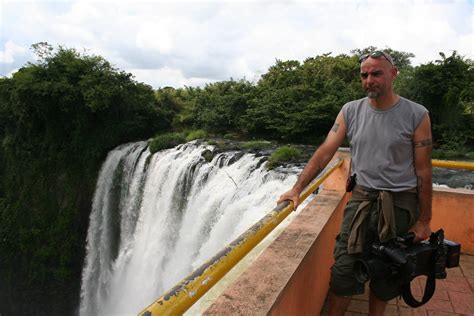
{"left": 79, "top": 141, "right": 299, "bottom": 315}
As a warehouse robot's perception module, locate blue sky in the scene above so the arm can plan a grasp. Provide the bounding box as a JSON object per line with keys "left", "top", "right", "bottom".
{"left": 1, "top": 0, "right": 473, "bottom": 89}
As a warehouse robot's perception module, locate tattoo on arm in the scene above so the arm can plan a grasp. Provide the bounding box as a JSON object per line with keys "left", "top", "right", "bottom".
{"left": 331, "top": 123, "right": 339, "bottom": 133}
{"left": 414, "top": 138, "right": 432, "bottom": 148}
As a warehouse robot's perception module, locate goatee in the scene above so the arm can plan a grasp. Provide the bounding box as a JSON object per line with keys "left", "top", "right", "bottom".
{"left": 367, "top": 91, "right": 379, "bottom": 99}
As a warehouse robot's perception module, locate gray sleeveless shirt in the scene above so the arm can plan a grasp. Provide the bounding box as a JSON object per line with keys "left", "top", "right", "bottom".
{"left": 342, "top": 97, "right": 428, "bottom": 191}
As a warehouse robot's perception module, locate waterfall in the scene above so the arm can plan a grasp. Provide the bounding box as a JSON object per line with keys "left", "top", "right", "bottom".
{"left": 79, "top": 141, "right": 300, "bottom": 316}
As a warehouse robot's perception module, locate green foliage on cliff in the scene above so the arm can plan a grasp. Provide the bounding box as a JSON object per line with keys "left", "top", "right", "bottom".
{"left": 0, "top": 43, "right": 162, "bottom": 315}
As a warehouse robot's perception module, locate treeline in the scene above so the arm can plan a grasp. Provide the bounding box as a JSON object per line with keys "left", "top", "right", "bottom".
{"left": 0, "top": 44, "right": 472, "bottom": 314}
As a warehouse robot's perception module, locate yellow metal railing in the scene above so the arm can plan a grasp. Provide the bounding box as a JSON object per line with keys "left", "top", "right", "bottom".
{"left": 138, "top": 157, "right": 343, "bottom": 316}
{"left": 432, "top": 159, "right": 474, "bottom": 171}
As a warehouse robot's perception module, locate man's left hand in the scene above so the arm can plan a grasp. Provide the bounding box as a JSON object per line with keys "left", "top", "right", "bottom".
{"left": 409, "top": 220, "right": 432, "bottom": 242}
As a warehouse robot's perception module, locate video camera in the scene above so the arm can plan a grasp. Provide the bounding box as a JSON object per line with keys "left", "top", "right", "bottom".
{"left": 354, "top": 229, "right": 460, "bottom": 307}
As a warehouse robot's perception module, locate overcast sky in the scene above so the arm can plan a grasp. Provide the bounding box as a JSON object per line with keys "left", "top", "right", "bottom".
{"left": 1, "top": 0, "right": 473, "bottom": 89}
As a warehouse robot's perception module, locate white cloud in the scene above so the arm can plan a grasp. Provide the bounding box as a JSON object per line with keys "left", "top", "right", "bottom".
{"left": 136, "top": 22, "right": 174, "bottom": 54}
{"left": 131, "top": 67, "right": 218, "bottom": 88}
{"left": 0, "top": 41, "right": 30, "bottom": 76}
{"left": 0, "top": 41, "right": 26, "bottom": 63}
{"left": 1, "top": 0, "right": 472, "bottom": 87}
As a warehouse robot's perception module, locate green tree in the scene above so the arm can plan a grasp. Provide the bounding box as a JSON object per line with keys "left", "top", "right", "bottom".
{"left": 154, "top": 86, "right": 185, "bottom": 130}
{"left": 0, "top": 43, "right": 161, "bottom": 315}
{"left": 351, "top": 46, "right": 415, "bottom": 70}
{"left": 243, "top": 54, "right": 362, "bottom": 143}
{"left": 397, "top": 51, "right": 474, "bottom": 148}
{"left": 178, "top": 79, "right": 255, "bottom": 134}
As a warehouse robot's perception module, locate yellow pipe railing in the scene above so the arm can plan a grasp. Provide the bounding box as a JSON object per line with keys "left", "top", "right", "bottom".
{"left": 432, "top": 159, "right": 474, "bottom": 171}
{"left": 138, "top": 157, "right": 344, "bottom": 316}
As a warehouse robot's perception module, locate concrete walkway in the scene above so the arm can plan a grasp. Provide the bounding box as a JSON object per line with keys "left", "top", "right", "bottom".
{"left": 322, "top": 254, "right": 474, "bottom": 315}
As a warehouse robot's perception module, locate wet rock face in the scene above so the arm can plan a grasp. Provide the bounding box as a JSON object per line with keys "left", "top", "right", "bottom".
{"left": 196, "top": 138, "right": 317, "bottom": 164}
{"left": 227, "top": 152, "right": 245, "bottom": 166}
{"left": 197, "top": 139, "right": 474, "bottom": 189}
{"left": 433, "top": 167, "right": 474, "bottom": 189}
{"left": 201, "top": 149, "right": 215, "bottom": 162}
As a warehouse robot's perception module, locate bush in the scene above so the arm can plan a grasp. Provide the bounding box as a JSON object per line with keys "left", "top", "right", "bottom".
{"left": 241, "top": 140, "right": 273, "bottom": 150}
{"left": 185, "top": 129, "right": 207, "bottom": 141}
{"left": 267, "top": 145, "right": 303, "bottom": 169}
{"left": 224, "top": 133, "right": 239, "bottom": 139}
{"left": 432, "top": 149, "right": 461, "bottom": 159}
{"left": 149, "top": 133, "right": 186, "bottom": 153}
{"left": 439, "top": 129, "right": 466, "bottom": 152}
{"left": 465, "top": 152, "right": 474, "bottom": 160}
{"left": 432, "top": 149, "right": 474, "bottom": 160}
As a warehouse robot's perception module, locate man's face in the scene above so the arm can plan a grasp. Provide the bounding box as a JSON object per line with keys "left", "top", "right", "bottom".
{"left": 359, "top": 57, "right": 397, "bottom": 99}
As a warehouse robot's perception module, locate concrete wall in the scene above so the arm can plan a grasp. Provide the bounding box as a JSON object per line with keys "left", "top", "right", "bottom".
{"left": 432, "top": 187, "right": 474, "bottom": 254}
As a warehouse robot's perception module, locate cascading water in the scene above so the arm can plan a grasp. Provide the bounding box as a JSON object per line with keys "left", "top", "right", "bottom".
{"left": 79, "top": 141, "right": 301, "bottom": 316}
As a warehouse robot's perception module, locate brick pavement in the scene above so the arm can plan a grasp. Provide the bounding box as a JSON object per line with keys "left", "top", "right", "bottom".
{"left": 322, "top": 254, "right": 474, "bottom": 315}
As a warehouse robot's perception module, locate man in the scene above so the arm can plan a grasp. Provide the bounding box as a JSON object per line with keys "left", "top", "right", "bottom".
{"left": 277, "top": 51, "right": 432, "bottom": 316}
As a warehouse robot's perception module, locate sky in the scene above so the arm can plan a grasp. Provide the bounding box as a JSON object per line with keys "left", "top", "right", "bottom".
{"left": 1, "top": 0, "right": 473, "bottom": 89}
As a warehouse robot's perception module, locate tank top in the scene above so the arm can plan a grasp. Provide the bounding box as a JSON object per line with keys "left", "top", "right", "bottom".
{"left": 342, "top": 97, "right": 428, "bottom": 191}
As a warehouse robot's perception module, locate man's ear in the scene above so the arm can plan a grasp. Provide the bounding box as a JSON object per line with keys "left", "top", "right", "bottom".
{"left": 391, "top": 66, "right": 399, "bottom": 79}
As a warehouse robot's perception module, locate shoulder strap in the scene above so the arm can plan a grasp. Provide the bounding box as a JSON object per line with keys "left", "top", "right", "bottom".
{"left": 401, "top": 275, "right": 436, "bottom": 308}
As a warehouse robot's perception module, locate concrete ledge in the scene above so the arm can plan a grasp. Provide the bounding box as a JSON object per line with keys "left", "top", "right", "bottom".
{"left": 268, "top": 190, "right": 349, "bottom": 315}
{"left": 204, "top": 188, "right": 349, "bottom": 315}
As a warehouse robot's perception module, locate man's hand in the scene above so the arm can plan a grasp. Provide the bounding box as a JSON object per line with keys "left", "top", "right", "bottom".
{"left": 277, "top": 188, "right": 300, "bottom": 211}
{"left": 409, "top": 220, "right": 432, "bottom": 242}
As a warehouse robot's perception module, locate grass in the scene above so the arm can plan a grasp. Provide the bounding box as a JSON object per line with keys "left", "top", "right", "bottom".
{"left": 149, "top": 132, "right": 186, "bottom": 153}
{"left": 185, "top": 129, "right": 208, "bottom": 141}
{"left": 267, "top": 145, "right": 303, "bottom": 169}
{"left": 241, "top": 140, "right": 273, "bottom": 150}
{"left": 432, "top": 149, "right": 474, "bottom": 160}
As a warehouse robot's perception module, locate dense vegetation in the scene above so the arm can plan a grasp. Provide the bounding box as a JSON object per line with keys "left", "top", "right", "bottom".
{"left": 0, "top": 43, "right": 472, "bottom": 314}
{"left": 0, "top": 43, "right": 164, "bottom": 315}
{"left": 156, "top": 48, "right": 473, "bottom": 151}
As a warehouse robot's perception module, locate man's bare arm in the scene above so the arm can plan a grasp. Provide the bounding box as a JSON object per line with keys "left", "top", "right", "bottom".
{"left": 277, "top": 111, "right": 347, "bottom": 209}
{"left": 410, "top": 113, "right": 433, "bottom": 241}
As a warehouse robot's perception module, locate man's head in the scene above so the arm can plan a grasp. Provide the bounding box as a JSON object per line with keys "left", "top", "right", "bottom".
{"left": 359, "top": 51, "right": 398, "bottom": 100}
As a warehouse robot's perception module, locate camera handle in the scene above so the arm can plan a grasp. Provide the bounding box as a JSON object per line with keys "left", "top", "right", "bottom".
{"left": 401, "top": 274, "right": 436, "bottom": 308}
{"left": 400, "top": 232, "right": 416, "bottom": 244}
